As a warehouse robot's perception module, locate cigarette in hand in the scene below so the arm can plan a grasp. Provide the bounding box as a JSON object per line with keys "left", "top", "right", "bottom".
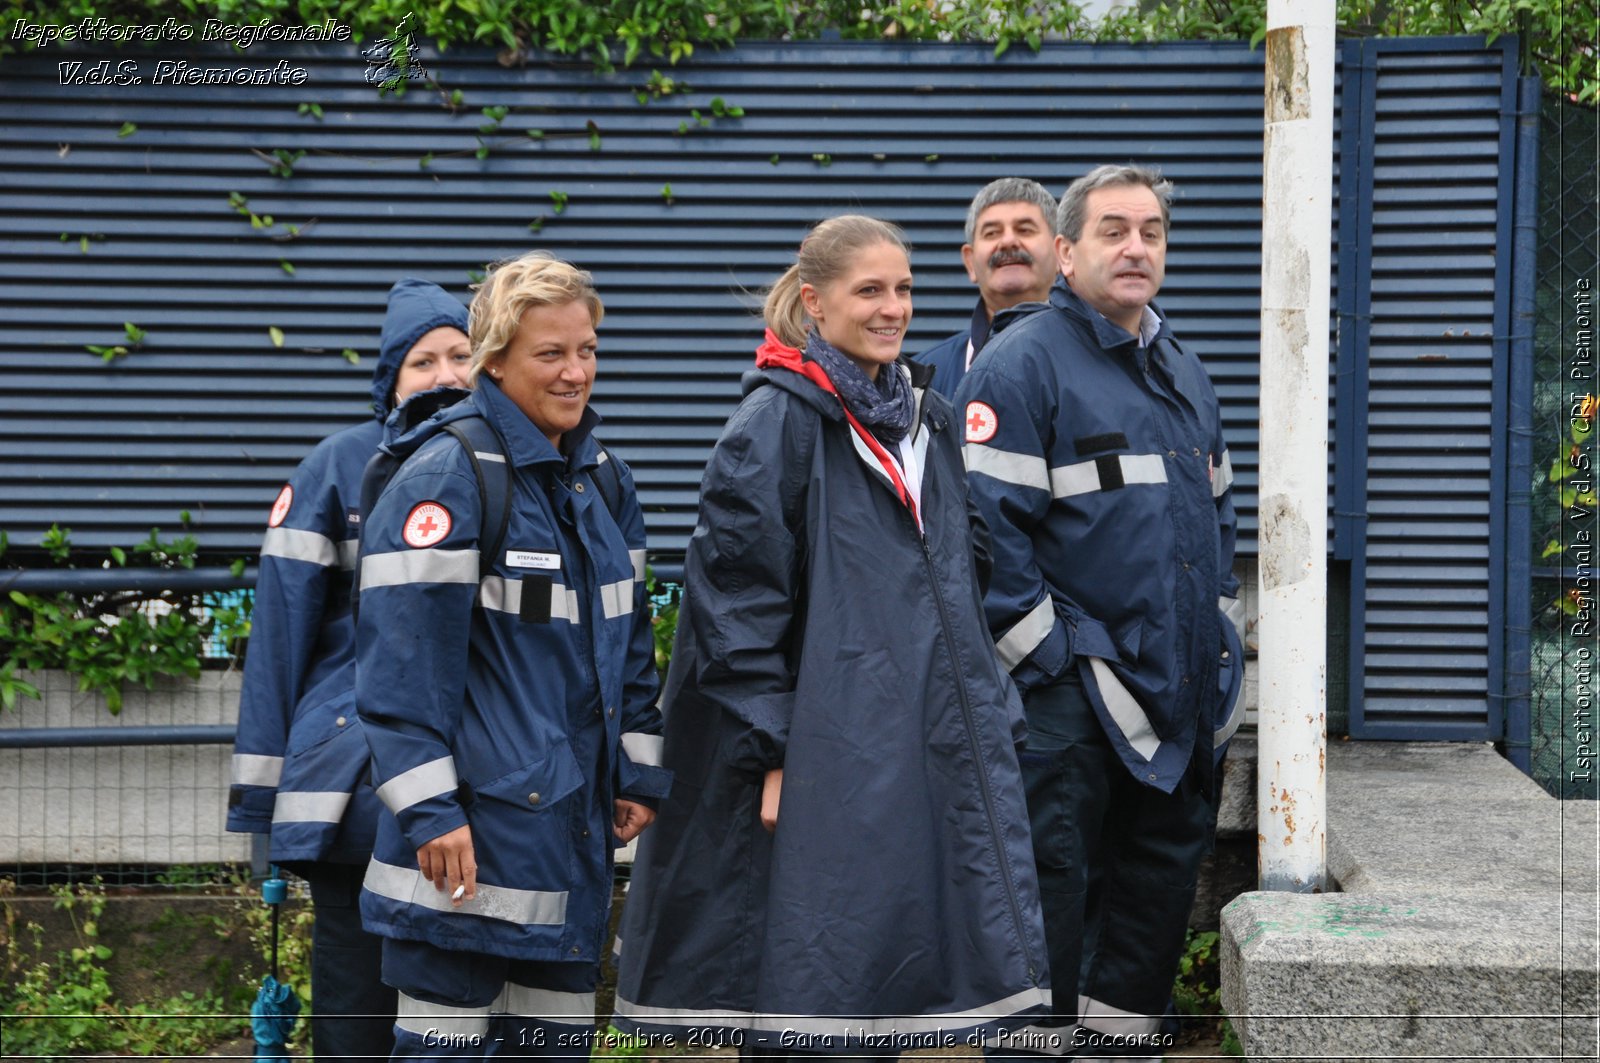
{"left": 452, "top": 884, "right": 466, "bottom": 901}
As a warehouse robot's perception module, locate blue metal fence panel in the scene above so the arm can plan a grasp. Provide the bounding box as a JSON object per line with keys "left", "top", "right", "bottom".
{"left": 1, "top": 36, "right": 1528, "bottom": 745}
{"left": 1345, "top": 35, "right": 1520, "bottom": 740}
{"left": 0, "top": 39, "right": 1282, "bottom": 562}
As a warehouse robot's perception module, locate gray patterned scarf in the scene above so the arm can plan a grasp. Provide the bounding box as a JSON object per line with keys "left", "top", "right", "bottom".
{"left": 804, "top": 330, "right": 915, "bottom": 446}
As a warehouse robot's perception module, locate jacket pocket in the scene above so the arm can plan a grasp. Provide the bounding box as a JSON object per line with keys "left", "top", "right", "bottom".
{"left": 285, "top": 689, "right": 359, "bottom": 756}
{"left": 473, "top": 739, "right": 588, "bottom": 812}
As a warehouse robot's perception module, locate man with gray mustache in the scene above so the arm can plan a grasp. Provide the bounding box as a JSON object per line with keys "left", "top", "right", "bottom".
{"left": 915, "top": 178, "right": 1059, "bottom": 399}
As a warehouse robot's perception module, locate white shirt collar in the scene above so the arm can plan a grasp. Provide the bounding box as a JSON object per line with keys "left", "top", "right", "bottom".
{"left": 1137, "top": 304, "right": 1162, "bottom": 347}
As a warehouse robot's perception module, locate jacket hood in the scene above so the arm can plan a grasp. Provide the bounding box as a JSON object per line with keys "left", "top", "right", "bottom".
{"left": 372, "top": 279, "right": 470, "bottom": 419}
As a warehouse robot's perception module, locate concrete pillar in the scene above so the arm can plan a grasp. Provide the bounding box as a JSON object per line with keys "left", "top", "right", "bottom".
{"left": 1256, "top": 0, "right": 1334, "bottom": 892}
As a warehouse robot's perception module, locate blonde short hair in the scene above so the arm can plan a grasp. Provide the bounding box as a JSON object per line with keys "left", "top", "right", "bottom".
{"left": 468, "top": 251, "right": 604, "bottom": 383}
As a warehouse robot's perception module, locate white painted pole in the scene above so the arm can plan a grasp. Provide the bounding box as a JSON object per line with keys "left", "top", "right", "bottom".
{"left": 1256, "top": 0, "right": 1334, "bottom": 892}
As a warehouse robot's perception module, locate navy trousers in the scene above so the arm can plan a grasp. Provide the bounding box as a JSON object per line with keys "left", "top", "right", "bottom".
{"left": 297, "top": 861, "right": 397, "bottom": 1063}
{"left": 382, "top": 937, "right": 598, "bottom": 1060}
{"left": 987, "top": 670, "right": 1215, "bottom": 1060}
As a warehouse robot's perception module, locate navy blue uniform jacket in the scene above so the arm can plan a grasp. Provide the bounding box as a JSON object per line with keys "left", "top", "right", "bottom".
{"left": 954, "top": 279, "right": 1245, "bottom": 794}
{"left": 228, "top": 279, "right": 468, "bottom": 863}
{"left": 614, "top": 349, "right": 1049, "bottom": 1046}
{"left": 354, "top": 380, "right": 669, "bottom": 961}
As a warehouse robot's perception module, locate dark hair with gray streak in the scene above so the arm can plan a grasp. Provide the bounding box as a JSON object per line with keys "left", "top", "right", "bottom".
{"left": 1055, "top": 164, "right": 1175, "bottom": 241}
{"left": 963, "top": 178, "right": 1058, "bottom": 244}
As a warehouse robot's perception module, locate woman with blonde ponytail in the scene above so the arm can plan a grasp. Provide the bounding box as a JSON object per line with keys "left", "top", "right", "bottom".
{"left": 615, "top": 216, "right": 1049, "bottom": 1057}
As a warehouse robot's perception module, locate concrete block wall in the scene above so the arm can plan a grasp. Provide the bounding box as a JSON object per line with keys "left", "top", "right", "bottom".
{"left": 1221, "top": 742, "right": 1599, "bottom": 1059}
{"left": 0, "top": 669, "right": 250, "bottom": 867}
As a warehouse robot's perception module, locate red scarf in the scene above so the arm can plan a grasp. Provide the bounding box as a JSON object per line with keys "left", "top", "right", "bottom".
{"left": 755, "top": 329, "right": 919, "bottom": 528}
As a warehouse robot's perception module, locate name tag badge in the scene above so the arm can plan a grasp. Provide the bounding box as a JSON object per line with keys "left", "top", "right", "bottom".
{"left": 507, "top": 550, "right": 561, "bottom": 570}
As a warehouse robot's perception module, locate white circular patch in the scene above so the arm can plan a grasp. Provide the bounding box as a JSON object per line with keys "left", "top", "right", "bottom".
{"left": 964, "top": 401, "right": 999, "bottom": 444}
{"left": 402, "top": 502, "right": 452, "bottom": 548}
{"left": 267, "top": 484, "right": 293, "bottom": 528}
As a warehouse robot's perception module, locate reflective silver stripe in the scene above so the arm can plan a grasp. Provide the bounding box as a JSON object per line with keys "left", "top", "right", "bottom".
{"left": 996, "top": 596, "right": 1055, "bottom": 672}
{"left": 1213, "top": 449, "right": 1234, "bottom": 498}
{"left": 261, "top": 526, "right": 339, "bottom": 567}
{"left": 1085, "top": 658, "right": 1161, "bottom": 760}
{"left": 1221, "top": 595, "right": 1248, "bottom": 643}
{"left": 478, "top": 575, "right": 520, "bottom": 613}
{"left": 361, "top": 549, "right": 479, "bottom": 589}
{"left": 984, "top": 1023, "right": 1081, "bottom": 1056}
{"left": 1050, "top": 453, "right": 1168, "bottom": 499}
{"left": 478, "top": 576, "right": 581, "bottom": 623}
{"left": 231, "top": 754, "right": 283, "bottom": 787}
{"left": 396, "top": 992, "right": 491, "bottom": 1038}
{"left": 614, "top": 986, "right": 1051, "bottom": 1038}
{"left": 337, "top": 538, "right": 359, "bottom": 571}
{"left": 272, "top": 791, "right": 349, "bottom": 825}
{"left": 620, "top": 732, "right": 664, "bottom": 767}
{"left": 364, "top": 859, "right": 568, "bottom": 926}
{"left": 629, "top": 549, "right": 647, "bottom": 582}
{"left": 497, "top": 983, "right": 596, "bottom": 1024}
{"left": 1078, "top": 995, "right": 1161, "bottom": 1037}
{"left": 375, "top": 756, "right": 457, "bottom": 815}
{"left": 600, "top": 578, "right": 634, "bottom": 620}
{"left": 964, "top": 444, "right": 1050, "bottom": 493}
{"left": 474, "top": 451, "right": 506, "bottom": 464}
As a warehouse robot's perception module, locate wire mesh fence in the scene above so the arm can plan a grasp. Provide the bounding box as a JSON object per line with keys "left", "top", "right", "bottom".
{"left": 1529, "top": 90, "right": 1600, "bottom": 799}
{"left": 1, "top": 576, "right": 686, "bottom": 888}
{"left": 0, "top": 667, "right": 252, "bottom": 889}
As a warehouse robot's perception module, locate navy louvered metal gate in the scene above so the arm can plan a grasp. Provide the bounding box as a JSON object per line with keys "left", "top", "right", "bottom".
{"left": 0, "top": 40, "right": 1280, "bottom": 562}
{"left": 0, "top": 36, "right": 1532, "bottom": 745}
{"left": 1335, "top": 35, "right": 1526, "bottom": 741}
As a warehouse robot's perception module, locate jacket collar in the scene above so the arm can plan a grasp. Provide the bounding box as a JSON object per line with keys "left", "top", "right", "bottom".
{"left": 1047, "top": 276, "right": 1173, "bottom": 352}
{"left": 967, "top": 297, "right": 994, "bottom": 356}
{"left": 472, "top": 377, "right": 602, "bottom": 471}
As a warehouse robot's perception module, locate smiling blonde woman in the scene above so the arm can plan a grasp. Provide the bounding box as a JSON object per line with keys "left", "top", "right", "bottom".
{"left": 614, "top": 215, "right": 1050, "bottom": 1057}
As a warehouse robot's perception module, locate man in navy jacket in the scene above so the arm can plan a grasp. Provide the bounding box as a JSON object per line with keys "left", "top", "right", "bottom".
{"left": 913, "top": 177, "right": 1058, "bottom": 400}
{"left": 957, "top": 165, "right": 1246, "bottom": 1058}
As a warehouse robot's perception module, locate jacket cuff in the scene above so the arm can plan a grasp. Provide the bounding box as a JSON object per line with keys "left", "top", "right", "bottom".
{"left": 617, "top": 761, "right": 673, "bottom": 801}
{"left": 399, "top": 800, "right": 470, "bottom": 853}
{"left": 1011, "top": 621, "right": 1070, "bottom": 695}
{"left": 616, "top": 793, "right": 661, "bottom": 813}
{"left": 226, "top": 785, "right": 275, "bottom": 833}
{"left": 716, "top": 689, "right": 794, "bottom": 775}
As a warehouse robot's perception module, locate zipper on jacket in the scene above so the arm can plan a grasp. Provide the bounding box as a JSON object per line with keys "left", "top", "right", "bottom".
{"left": 916, "top": 525, "right": 1039, "bottom": 984}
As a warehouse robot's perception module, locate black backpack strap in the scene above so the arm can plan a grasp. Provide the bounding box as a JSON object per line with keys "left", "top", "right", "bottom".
{"left": 590, "top": 440, "right": 625, "bottom": 524}
{"left": 442, "top": 416, "right": 512, "bottom": 579}
{"left": 350, "top": 444, "right": 402, "bottom": 624}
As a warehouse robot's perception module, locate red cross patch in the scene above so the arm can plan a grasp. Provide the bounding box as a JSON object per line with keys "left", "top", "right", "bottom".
{"left": 964, "top": 401, "right": 999, "bottom": 444}
{"left": 403, "top": 502, "right": 452, "bottom": 548}
{"left": 267, "top": 484, "right": 293, "bottom": 528}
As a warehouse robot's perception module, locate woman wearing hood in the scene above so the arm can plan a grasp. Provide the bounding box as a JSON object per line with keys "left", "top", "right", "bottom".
{"left": 228, "top": 278, "right": 471, "bottom": 1062}
{"left": 613, "top": 215, "right": 1049, "bottom": 1055}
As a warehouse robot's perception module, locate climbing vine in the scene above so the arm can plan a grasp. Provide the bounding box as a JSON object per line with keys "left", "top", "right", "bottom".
{"left": 1, "top": 0, "right": 1591, "bottom": 100}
